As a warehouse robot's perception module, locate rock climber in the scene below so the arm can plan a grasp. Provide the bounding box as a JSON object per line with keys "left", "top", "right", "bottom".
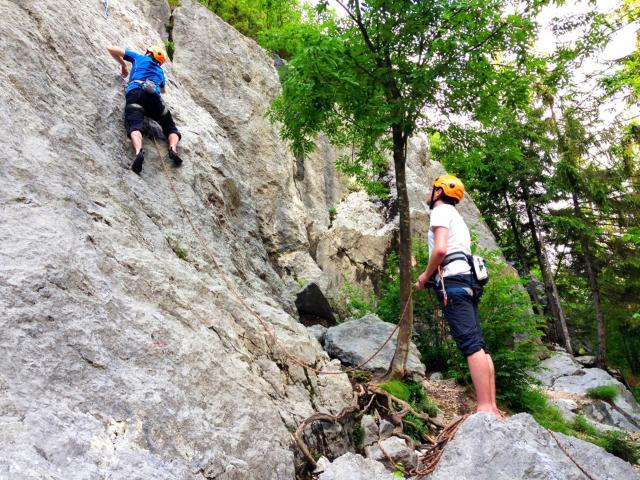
{"left": 107, "top": 45, "right": 183, "bottom": 174}
{"left": 415, "top": 175, "right": 503, "bottom": 419}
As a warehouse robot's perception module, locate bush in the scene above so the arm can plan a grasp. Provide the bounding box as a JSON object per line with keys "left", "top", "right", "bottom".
{"left": 586, "top": 385, "right": 619, "bottom": 402}
{"left": 331, "top": 280, "right": 375, "bottom": 322}
{"left": 598, "top": 431, "right": 640, "bottom": 464}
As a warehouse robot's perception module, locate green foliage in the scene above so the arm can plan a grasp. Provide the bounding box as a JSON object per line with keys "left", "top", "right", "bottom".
{"left": 167, "top": 0, "right": 181, "bottom": 7}
{"left": 349, "top": 369, "right": 371, "bottom": 382}
{"left": 352, "top": 420, "right": 364, "bottom": 450}
{"left": 164, "top": 40, "right": 175, "bottom": 60}
{"left": 586, "top": 385, "right": 619, "bottom": 402}
{"left": 328, "top": 206, "right": 337, "bottom": 224}
{"left": 598, "top": 430, "right": 640, "bottom": 464}
{"left": 331, "top": 280, "right": 375, "bottom": 322}
{"left": 379, "top": 379, "right": 438, "bottom": 442}
{"left": 166, "top": 236, "right": 188, "bottom": 261}
{"left": 198, "top": 0, "right": 318, "bottom": 57}
{"left": 478, "top": 253, "right": 546, "bottom": 408}
{"left": 378, "top": 380, "right": 438, "bottom": 417}
{"left": 379, "top": 378, "right": 410, "bottom": 401}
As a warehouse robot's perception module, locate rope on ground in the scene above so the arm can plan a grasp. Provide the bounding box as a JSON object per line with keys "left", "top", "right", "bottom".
{"left": 409, "top": 414, "right": 469, "bottom": 477}
{"left": 547, "top": 429, "right": 598, "bottom": 480}
{"left": 151, "top": 137, "right": 413, "bottom": 376}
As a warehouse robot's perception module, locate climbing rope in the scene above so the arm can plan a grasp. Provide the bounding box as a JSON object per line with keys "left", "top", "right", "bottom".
{"left": 410, "top": 414, "right": 469, "bottom": 477}
{"left": 547, "top": 429, "right": 598, "bottom": 480}
{"left": 150, "top": 136, "right": 414, "bottom": 376}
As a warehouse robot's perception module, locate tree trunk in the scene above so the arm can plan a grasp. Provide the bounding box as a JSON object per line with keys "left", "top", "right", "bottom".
{"left": 522, "top": 186, "right": 573, "bottom": 353}
{"left": 387, "top": 126, "right": 413, "bottom": 378}
{"left": 571, "top": 192, "right": 606, "bottom": 366}
{"left": 504, "top": 193, "right": 544, "bottom": 315}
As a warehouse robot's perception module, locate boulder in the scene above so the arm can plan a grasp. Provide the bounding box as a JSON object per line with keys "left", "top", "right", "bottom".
{"left": 365, "top": 436, "right": 418, "bottom": 469}
{"left": 325, "top": 314, "right": 426, "bottom": 379}
{"left": 582, "top": 401, "right": 640, "bottom": 432}
{"left": 318, "top": 453, "right": 394, "bottom": 480}
{"left": 307, "top": 324, "right": 328, "bottom": 345}
{"left": 296, "top": 282, "right": 336, "bottom": 323}
{"left": 361, "top": 414, "right": 379, "bottom": 447}
{"left": 576, "top": 356, "right": 596, "bottom": 367}
{"left": 529, "top": 352, "right": 582, "bottom": 387}
{"left": 379, "top": 419, "right": 395, "bottom": 440}
{"left": 423, "top": 413, "right": 639, "bottom": 480}
{"left": 548, "top": 398, "right": 579, "bottom": 423}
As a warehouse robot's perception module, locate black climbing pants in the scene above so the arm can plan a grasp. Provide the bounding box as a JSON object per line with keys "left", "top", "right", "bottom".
{"left": 124, "top": 88, "right": 181, "bottom": 140}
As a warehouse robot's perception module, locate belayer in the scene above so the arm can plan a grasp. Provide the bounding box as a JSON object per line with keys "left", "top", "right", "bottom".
{"left": 107, "top": 45, "right": 183, "bottom": 174}
{"left": 415, "top": 175, "right": 503, "bottom": 419}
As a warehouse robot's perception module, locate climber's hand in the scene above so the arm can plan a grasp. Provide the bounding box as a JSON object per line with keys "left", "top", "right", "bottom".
{"left": 415, "top": 272, "right": 435, "bottom": 290}
{"left": 121, "top": 65, "right": 129, "bottom": 78}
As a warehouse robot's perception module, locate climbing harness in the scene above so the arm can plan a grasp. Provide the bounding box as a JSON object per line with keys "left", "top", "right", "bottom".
{"left": 149, "top": 135, "right": 412, "bottom": 376}
{"left": 103, "top": 0, "right": 109, "bottom": 18}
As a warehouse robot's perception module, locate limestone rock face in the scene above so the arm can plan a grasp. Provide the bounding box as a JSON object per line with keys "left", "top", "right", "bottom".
{"left": 0, "top": 1, "right": 353, "bottom": 478}
{"left": 423, "top": 413, "right": 639, "bottom": 480}
{"left": 324, "top": 314, "right": 426, "bottom": 380}
{"left": 316, "top": 191, "right": 395, "bottom": 292}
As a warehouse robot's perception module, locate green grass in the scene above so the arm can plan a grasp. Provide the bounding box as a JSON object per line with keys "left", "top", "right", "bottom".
{"left": 586, "top": 385, "right": 619, "bottom": 402}
{"left": 518, "top": 387, "right": 639, "bottom": 463}
{"left": 168, "top": 0, "right": 181, "bottom": 7}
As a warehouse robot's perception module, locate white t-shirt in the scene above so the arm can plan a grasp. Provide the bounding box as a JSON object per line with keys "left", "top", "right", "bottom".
{"left": 428, "top": 204, "right": 472, "bottom": 277}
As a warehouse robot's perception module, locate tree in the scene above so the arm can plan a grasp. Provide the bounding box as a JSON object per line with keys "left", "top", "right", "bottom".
{"left": 267, "top": 0, "right": 545, "bottom": 377}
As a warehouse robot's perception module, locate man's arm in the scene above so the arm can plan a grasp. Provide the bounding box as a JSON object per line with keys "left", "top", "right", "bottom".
{"left": 107, "top": 46, "right": 129, "bottom": 77}
{"left": 416, "top": 226, "right": 448, "bottom": 289}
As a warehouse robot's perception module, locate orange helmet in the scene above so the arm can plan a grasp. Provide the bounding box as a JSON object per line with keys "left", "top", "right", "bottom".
{"left": 432, "top": 174, "right": 464, "bottom": 203}
{"left": 146, "top": 46, "right": 166, "bottom": 65}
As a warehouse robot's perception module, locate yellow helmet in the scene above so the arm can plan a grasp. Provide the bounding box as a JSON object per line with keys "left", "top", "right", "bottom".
{"left": 146, "top": 46, "right": 166, "bottom": 65}
{"left": 432, "top": 174, "right": 464, "bottom": 203}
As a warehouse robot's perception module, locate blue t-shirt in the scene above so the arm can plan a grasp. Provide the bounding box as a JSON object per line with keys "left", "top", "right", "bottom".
{"left": 123, "top": 49, "right": 166, "bottom": 95}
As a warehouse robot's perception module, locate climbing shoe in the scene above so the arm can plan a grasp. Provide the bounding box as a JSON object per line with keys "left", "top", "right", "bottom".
{"left": 168, "top": 148, "right": 183, "bottom": 167}
{"left": 131, "top": 149, "right": 145, "bottom": 174}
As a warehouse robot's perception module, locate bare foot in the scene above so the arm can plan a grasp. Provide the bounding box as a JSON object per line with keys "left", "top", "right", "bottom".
{"left": 476, "top": 406, "right": 504, "bottom": 420}
{"left": 492, "top": 407, "right": 506, "bottom": 420}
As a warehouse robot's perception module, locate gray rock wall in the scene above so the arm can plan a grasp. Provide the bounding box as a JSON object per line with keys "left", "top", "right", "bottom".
{"left": 0, "top": 1, "right": 352, "bottom": 478}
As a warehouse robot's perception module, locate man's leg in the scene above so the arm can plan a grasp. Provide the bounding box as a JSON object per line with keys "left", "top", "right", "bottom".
{"left": 131, "top": 130, "right": 143, "bottom": 154}
{"left": 124, "top": 91, "right": 146, "bottom": 174}
{"left": 130, "top": 130, "right": 145, "bottom": 174}
{"left": 168, "top": 133, "right": 179, "bottom": 151}
{"left": 486, "top": 354, "right": 504, "bottom": 418}
{"left": 467, "top": 350, "right": 494, "bottom": 414}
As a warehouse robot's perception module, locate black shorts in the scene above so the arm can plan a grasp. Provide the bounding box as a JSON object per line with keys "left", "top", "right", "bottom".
{"left": 435, "top": 274, "right": 489, "bottom": 357}
{"left": 124, "top": 88, "right": 181, "bottom": 140}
